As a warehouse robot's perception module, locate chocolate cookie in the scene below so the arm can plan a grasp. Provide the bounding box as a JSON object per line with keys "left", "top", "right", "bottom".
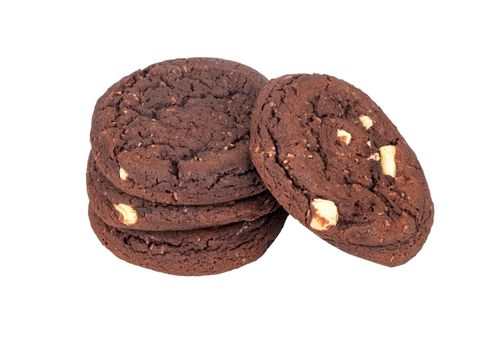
{"left": 90, "top": 58, "right": 267, "bottom": 205}
{"left": 87, "top": 155, "right": 279, "bottom": 231}
{"left": 250, "top": 74, "right": 434, "bottom": 266}
{"left": 88, "top": 207, "right": 288, "bottom": 276}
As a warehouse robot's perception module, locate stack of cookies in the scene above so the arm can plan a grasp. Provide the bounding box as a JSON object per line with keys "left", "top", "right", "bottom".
{"left": 88, "top": 57, "right": 434, "bottom": 275}
{"left": 87, "top": 58, "right": 287, "bottom": 276}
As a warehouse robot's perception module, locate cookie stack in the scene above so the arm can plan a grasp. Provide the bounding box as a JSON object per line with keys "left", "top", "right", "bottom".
{"left": 87, "top": 58, "right": 287, "bottom": 276}
{"left": 88, "top": 57, "right": 434, "bottom": 274}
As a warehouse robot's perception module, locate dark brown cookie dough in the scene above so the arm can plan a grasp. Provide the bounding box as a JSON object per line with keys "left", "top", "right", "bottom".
{"left": 250, "top": 74, "right": 433, "bottom": 267}
{"left": 334, "top": 218, "right": 432, "bottom": 266}
{"left": 88, "top": 207, "right": 288, "bottom": 276}
{"left": 87, "top": 155, "right": 279, "bottom": 231}
{"left": 91, "top": 58, "right": 267, "bottom": 205}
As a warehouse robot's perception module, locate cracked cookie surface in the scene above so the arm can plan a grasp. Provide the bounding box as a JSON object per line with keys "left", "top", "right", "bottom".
{"left": 87, "top": 155, "right": 279, "bottom": 231}
{"left": 250, "top": 74, "right": 433, "bottom": 266}
{"left": 91, "top": 58, "right": 267, "bottom": 205}
{"left": 89, "top": 207, "right": 288, "bottom": 276}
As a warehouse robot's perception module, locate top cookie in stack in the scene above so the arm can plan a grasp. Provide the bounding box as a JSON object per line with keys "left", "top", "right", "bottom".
{"left": 87, "top": 58, "right": 287, "bottom": 276}
{"left": 91, "top": 58, "right": 266, "bottom": 204}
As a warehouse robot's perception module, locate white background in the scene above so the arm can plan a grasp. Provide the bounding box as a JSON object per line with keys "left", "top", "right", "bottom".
{"left": 1, "top": 1, "right": 491, "bottom": 349}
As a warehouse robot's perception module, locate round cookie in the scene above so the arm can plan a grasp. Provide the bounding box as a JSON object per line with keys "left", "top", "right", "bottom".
{"left": 250, "top": 74, "right": 434, "bottom": 267}
{"left": 87, "top": 155, "right": 279, "bottom": 231}
{"left": 88, "top": 207, "right": 288, "bottom": 276}
{"left": 91, "top": 58, "right": 267, "bottom": 205}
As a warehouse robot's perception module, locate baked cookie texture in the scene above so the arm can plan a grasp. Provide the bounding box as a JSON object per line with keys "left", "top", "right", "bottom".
{"left": 90, "top": 58, "right": 267, "bottom": 205}
{"left": 250, "top": 74, "right": 433, "bottom": 266}
{"left": 89, "top": 207, "right": 288, "bottom": 276}
{"left": 87, "top": 155, "right": 279, "bottom": 231}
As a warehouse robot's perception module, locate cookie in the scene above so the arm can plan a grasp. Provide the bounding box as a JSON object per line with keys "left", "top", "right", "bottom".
{"left": 87, "top": 155, "right": 279, "bottom": 231}
{"left": 88, "top": 207, "right": 288, "bottom": 276}
{"left": 250, "top": 74, "right": 434, "bottom": 266}
{"left": 91, "top": 58, "right": 267, "bottom": 205}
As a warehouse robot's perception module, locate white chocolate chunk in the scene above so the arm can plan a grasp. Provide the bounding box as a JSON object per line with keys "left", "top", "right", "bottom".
{"left": 337, "top": 129, "right": 352, "bottom": 145}
{"left": 114, "top": 203, "right": 138, "bottom": 225}
{"left": 309, "top": 198, "right": 339, "bottom": 231}
{"left": 368, "top": 153, "right": 381, "bottom": 161}
{"left": 359, "top": 115, "right": 374, "bottom": 130}
{"left": 379, "top": 145, "right": 397, "bottom": 177}
{"left": 119, "top": 167, "right": 129, "bottom": 181}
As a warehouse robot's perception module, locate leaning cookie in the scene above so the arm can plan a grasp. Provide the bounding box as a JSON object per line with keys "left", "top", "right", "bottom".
{"left": 89, "top": 207, "right": 288, "bottom": 276}
{"left": 87, "top": 155, "right": 279, "bottom": 231}
{"left": 90, "top": 58, "right": 267, "bottom": 205}
{"left": 250, "top": 74, "right": 433, "bottom": 267}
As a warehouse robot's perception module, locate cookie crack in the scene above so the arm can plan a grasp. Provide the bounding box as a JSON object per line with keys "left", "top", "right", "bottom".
{"left": 206, "top": 167, "right": 259, "bottom": 191}
{"left": 265, "top": 126, "right": 311, "bottom": 207}
{"left": 122, "top": 233, "right": 223, "bottom": 255}
{"left": 306, "top": 97, "right": 329, "bottom": 174}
